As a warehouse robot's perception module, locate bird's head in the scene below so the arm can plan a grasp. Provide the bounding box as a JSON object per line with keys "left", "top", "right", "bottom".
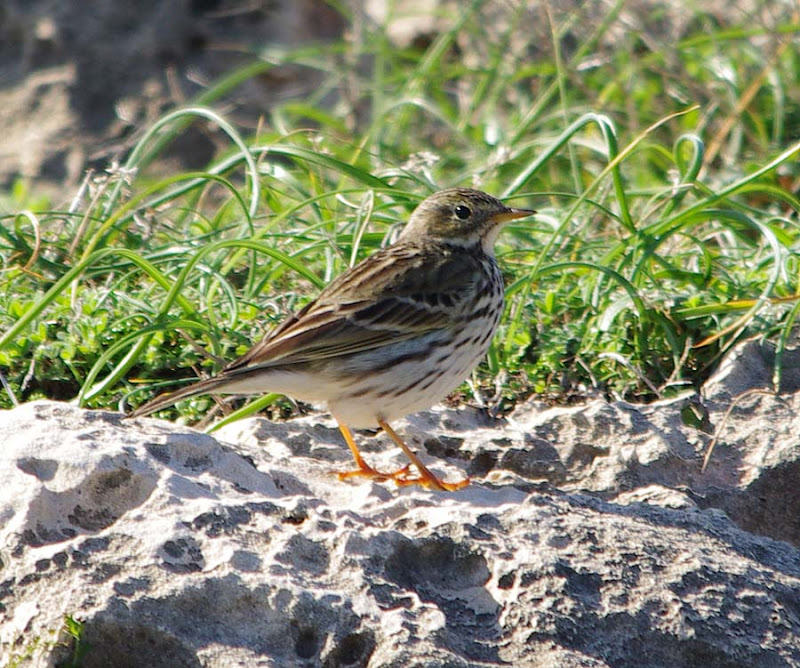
{"left": 399, "top": 188, "right": 534, "bottom": 253}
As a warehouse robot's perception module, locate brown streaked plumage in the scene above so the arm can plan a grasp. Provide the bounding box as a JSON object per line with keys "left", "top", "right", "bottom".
{"left": 128, "top": 188, "right": 534, "bottom": 491}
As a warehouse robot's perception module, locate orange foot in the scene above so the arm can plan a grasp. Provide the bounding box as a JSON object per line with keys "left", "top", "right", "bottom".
{"left": 378, "top": 419, "right": 468, "bottom": 491}
{"left": 336, "top": 462, "right": 411, "bottom": 483}
{"left": 335, "top": 420, "right": 469, "bottom": 492}
{"left": 337, "top": 461, "right": 468, "bottom": 491}
{"left": 394, "top": 468, "right": 470, "bottom": 491}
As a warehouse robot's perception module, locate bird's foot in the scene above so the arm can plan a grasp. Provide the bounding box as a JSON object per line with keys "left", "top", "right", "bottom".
{"left": 376, "top": 419, "right": 469, "bottom": 492}
{"left": 393, "top": 467, "right": 469, "bottom": 492}
{"left": 336, "top": 463, "right": 412, "bottom": 484}
{"left": 334, "top": 420, "right": 468, "bottom": 491}
{"left": 336, "top": 462, "right": 467, "bottom": 491}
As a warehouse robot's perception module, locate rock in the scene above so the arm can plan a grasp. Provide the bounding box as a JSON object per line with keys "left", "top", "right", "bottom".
{"left": 702, "top": 335, "right": 800, "bottom": 399}
{"left": 2, "top": 399, "right": 800, "bottom": 667}
{"left": 400, "top": 383, "right": 800, "bottom": 549}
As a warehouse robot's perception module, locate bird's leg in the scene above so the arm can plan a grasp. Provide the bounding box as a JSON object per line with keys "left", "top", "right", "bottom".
{"left": 335, "top": 422, "right": 410, "bottom": 482}
{"left": 378, "top": 419, "right": 469, "bottom": 492}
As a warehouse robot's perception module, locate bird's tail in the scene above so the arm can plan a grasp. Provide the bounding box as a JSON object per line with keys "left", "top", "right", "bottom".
{"left": 127, "top": 375, "right": 232, "bottom": 418}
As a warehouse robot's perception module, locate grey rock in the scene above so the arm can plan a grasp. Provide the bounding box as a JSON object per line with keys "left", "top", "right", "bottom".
{"left": 396, "top": 372, "right": 800, "bottom": 549}
{"left": 702, "top": 335, "right": 800, "bottom": 399}
{"left": 2, "top": 399, "right": 800, "bottom": 667}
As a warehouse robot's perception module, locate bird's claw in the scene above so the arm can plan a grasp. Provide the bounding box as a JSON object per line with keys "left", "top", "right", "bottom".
{"left": 336, "top": 463, "right": 411, "bottom": 483}
{"left": 393, "top": 468, "right": 469, "bottom": 492}
{"left": 336, "top": 463, "right": 467, "bottom": 491}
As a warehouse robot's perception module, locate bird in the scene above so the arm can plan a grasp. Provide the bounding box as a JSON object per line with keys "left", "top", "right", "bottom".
{"left": 128, "top": 188, "right": 534, "bottom": 491}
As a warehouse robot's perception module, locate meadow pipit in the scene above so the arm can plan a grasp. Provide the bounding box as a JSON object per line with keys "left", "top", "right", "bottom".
{"left": 129, "top": 188, "right": 534, "bottom": 491}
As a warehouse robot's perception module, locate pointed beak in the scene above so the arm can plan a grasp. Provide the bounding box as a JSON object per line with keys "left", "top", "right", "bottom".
{"left": 490, "top": 206, "right": 536, "bottom": 224}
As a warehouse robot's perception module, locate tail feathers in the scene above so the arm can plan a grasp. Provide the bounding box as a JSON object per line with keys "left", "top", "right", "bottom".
{"left": 127, "top": 375, "right": 232, "bottom": 418}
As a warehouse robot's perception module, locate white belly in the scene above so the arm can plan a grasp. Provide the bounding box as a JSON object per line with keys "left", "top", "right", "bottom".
{"left": 326, "top": 314, "right": 501, "bottom": 428}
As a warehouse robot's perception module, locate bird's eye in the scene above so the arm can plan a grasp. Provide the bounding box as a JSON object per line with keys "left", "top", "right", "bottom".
{"left": 454, "top": 204, "right": 471, "bottom": 220}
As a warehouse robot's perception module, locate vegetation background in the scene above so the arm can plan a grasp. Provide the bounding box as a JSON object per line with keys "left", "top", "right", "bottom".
{"left": 1, "top": 0, "right": 799, "bottom": 428}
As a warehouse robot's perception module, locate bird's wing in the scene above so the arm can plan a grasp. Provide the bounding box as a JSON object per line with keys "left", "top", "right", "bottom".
{"left": 224, "top": 242, "right": 487, "bottom": 372}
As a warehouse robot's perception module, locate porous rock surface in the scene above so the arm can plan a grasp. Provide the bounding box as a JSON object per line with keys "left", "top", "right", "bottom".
{"left": 2, "top": 340, "right": 800, "bottom": 667}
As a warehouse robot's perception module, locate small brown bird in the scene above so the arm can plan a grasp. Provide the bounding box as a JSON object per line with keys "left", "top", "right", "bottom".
{"left": 129, "top": 188, "right": 533, "bottom": 491}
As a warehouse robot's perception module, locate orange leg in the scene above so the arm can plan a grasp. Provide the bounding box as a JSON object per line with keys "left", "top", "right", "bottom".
{"left": 336, "top": 422, "right": 410, "bottom": 483}
{"left": 378, "top": 419, "right": 469, "bottom": 492}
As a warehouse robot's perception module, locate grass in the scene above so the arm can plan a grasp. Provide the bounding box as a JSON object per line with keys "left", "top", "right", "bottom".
{"left": 2, "top": 615, "right": 86, "bottom": 668}
{"left": 1, "top": 1, "right": 799, "bottom": 426}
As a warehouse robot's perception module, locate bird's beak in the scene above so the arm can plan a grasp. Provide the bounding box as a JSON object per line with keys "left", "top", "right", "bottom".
{"left": 491, "top": 207, "right": 536, "bottom": 224}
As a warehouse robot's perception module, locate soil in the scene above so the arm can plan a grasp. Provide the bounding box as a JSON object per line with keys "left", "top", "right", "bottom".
{"left": 0, "top": 0, "right": 346, "bottom": 202}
